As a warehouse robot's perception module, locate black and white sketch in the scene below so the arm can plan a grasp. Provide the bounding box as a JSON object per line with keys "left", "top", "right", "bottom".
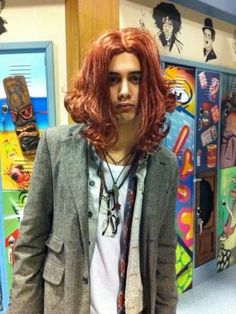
{"left": 202, "top": 18, "right": 217, "bottom": 63}
{"left": 152, "top": 2, "right": 183, "bottom": 53}
{"left": 0, "top": 0, "right": 7, "bottom": 35}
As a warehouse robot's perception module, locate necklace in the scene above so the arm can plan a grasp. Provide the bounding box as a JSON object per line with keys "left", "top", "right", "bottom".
{"left": 100, "top": 151, "right": 136, "bottom": 236}
{"left": 105, "top": 149, "right": 134, "bottom": 165}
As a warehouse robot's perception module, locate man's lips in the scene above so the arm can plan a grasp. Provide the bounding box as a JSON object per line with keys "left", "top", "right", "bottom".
{"left": 115, "top": 103, "right": 135, "bottom": 111}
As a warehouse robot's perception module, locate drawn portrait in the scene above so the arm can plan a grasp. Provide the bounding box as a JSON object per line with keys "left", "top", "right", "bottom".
{"left": 152, "top": 2, "right": 183, "bottom": 53}
{"left": 202, "top": 18, "right": 217, "bottom": 63}
{"left": 0, "top": 0, "right": 7, "bottom": 35}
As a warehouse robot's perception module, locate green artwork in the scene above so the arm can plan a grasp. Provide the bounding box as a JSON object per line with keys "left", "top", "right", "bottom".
{"left": 217, "top": 167, "right": 236, "bottom": 271}
{"left": 176, "top": 236, "right": 193, "bottom": 294}
{"left": 2, "top": 191, "right": 27, "bottom": 289}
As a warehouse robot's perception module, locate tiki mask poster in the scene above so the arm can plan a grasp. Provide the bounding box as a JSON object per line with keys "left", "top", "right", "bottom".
{"left": 3, "top": 76, "right": 40, "bottom": 155}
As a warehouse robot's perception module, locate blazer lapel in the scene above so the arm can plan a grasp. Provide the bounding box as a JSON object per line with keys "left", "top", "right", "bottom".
{"left": 142, "top": 149, "right": 169, "bottom": 224}
{"left": 62, "top": 125, "right": 89, "bottom": 258}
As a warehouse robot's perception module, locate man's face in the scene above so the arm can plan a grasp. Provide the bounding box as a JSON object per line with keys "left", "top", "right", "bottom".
{"left": 203, "top": 29, "right": 213, "bottom": 51}
{"left": 108, "top": 52, "right": 141, "bottom": 126}
{"left": 162, "top": 16, "right": 173, "bottom": 41}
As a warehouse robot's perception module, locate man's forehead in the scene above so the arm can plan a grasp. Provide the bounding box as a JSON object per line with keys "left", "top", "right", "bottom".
{"left": 108, "top": 52, "right": 141, "bottom": 72}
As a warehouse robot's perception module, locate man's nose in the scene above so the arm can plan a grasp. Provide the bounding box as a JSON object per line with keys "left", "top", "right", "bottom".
{"left": 118, "top": 79, "right": 130, "bottom": 100}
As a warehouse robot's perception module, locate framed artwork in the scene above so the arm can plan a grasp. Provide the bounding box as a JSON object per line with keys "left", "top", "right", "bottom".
{"left": 0, "top": 41, "right": 55, "bottom": 311}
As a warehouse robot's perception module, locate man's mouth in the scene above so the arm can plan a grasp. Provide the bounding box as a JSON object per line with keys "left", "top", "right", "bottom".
{"left": 115, "top": 103, "right": 135, "bottom": 111}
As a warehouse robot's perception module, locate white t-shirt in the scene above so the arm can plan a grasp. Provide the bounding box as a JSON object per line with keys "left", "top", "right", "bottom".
{"left": 90, "top": 162, "right": 131, "bottom": 314}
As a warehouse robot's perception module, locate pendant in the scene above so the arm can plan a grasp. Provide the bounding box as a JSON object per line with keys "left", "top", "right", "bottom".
{"left": 112, "top": 184, "right": 121, "bottom": 210}
{"left": 102, "top": 210, "right": 120, "bottom": 237}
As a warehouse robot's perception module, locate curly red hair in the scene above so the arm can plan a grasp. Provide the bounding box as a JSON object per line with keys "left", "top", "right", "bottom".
{"left": 64, "top": 27, "right": 175, "bottom": 153}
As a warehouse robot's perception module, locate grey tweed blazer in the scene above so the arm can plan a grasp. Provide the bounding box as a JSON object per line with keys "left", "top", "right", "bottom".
{"left": 7, "top": 124, "right": 178, "bottom": 314}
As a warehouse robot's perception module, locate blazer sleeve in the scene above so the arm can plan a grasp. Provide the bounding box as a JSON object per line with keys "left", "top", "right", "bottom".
{"left": 7, "top": 129, "right": 53, "bottom": 314}
{"left": 155, "top": 154, "right": 178, "bottom": 314}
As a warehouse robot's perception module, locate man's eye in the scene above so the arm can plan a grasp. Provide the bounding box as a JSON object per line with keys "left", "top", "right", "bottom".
{"left": 108, "top": 75, "right": 120, "bottom": 86}
{"left": 129, "top": 74, "right": 141, "bottom": 84}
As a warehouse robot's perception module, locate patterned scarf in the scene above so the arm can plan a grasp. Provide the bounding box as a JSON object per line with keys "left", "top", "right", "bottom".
{"left": 117, "top": 162, "right": 138, "bottom": 313}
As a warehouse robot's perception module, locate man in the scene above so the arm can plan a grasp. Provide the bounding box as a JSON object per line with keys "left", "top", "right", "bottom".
{"left": 7, "top": 27, "right": 178, "bottom": 314}
{"left": 152, "top": 2, "right": 183, "bottom": 53}
{"left": 202, "top": 18, "right": 217, "bottom": 62}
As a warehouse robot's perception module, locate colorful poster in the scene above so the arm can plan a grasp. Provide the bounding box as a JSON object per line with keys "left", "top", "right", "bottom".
{"left": 219, "top": 73, "right": 236, "bottom": 169}
{"left": 164, "top": 64, "right": 195, "bottom": 293}
{"left": 1, "top": 191, "right": 27, "bottom": 289}
{"left": 217, "top": 73, "right": 236, "bottom": 272}
{"left": 217, "top": 167, "right": 236, "bottom": 271}
{"left": 0, "top": 48, "right": 54, "bottom": 304}
{"left": 196, "top": 70, "right": 220, "bottom": 172}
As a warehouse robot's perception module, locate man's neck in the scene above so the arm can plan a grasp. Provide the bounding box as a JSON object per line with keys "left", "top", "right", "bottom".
{"left": 106, "top": 121, "right": 138, "bottom": 165}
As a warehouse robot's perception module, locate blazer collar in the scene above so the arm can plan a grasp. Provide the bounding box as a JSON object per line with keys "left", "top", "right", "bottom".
{"left": 62, "top": 124, "right": 89, "bottom": 258}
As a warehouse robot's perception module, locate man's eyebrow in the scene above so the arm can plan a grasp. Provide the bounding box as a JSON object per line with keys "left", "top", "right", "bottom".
{"left": 108, "top": 71, "right": 142, "bottom": 75}
{"left": 129, "top": 71, "right": 142, "bottom": 74}
{"left": 108, "top": 72, "right": 120, "bottom": 75}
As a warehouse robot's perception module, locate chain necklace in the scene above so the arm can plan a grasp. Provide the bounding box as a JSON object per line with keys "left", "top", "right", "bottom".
{"left": 100, "top": 151, "right": 136, "bottom": 236}
{"left": 105, "top": 149, "right": 134, "bottom": 165}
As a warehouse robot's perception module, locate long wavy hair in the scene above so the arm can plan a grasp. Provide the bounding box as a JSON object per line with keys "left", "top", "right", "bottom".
{"left": 64, "top": 27, "right": 176, "bottom": 153}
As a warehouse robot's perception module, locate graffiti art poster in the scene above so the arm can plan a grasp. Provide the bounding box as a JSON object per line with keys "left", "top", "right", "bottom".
{"left": 217, "top": 167, "right": 236, "bottom": 272}
{"left": 196, "top": 70, "right": 220, "bottom": 173}
{"left": 164, "top": 64, "right": 195, "bottom": 293}
{"left": 219, "top": 73, "right": 236, "bottom": 170}
{"left": 1, "top": 190, "right": 27, "bottom": 289}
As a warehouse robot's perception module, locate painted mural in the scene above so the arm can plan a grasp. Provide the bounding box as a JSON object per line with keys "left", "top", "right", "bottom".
{"left": 217, "top": 167, "right": 236, "bottom": 271}
{"left": 0, "top": 50, "right": 51, "bottom": 298}
{"left": 196, "top": 70, "right": 220, "bottom": 173}
{"left": 217, "top": 73, "right": 236, "bottom": 271}
{"left": 164, "top": 64, "right": 195, "bottom": 293}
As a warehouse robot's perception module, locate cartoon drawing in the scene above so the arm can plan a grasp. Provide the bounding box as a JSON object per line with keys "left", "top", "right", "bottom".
{"left": 4, "top": 163, "right": 31, "bottom": 190}
{"left": 220, "top": 175, "right": 236, "bottom": 240}
{"left": 0, "top": 0, "right": 7, "bottom": 35}
{"left": 202, "top": 18, "right": 217, "bottom": 62}
{"left": 152, "top": 2, "right": 183, "bottom": 53}
{"left": 220, "top": 93, "right": 236, "bottom": 169}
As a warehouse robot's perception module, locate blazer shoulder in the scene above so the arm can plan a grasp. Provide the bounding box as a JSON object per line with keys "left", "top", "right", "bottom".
{"left": 43, "top": 124, "right": 83, "bottom": 143}
{"left": 154, "top": 145, "right": 177, "bottom": 167}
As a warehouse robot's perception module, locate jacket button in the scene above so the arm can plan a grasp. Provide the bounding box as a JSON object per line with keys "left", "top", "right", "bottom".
{"left": 88, "top": 211, "right": 93, "bottom": 218}
{"left": 89, "top": 180, "right": 95, "bottom": 186}
{"left": 82, "top": 276, "right": 88, "bottom": 284}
